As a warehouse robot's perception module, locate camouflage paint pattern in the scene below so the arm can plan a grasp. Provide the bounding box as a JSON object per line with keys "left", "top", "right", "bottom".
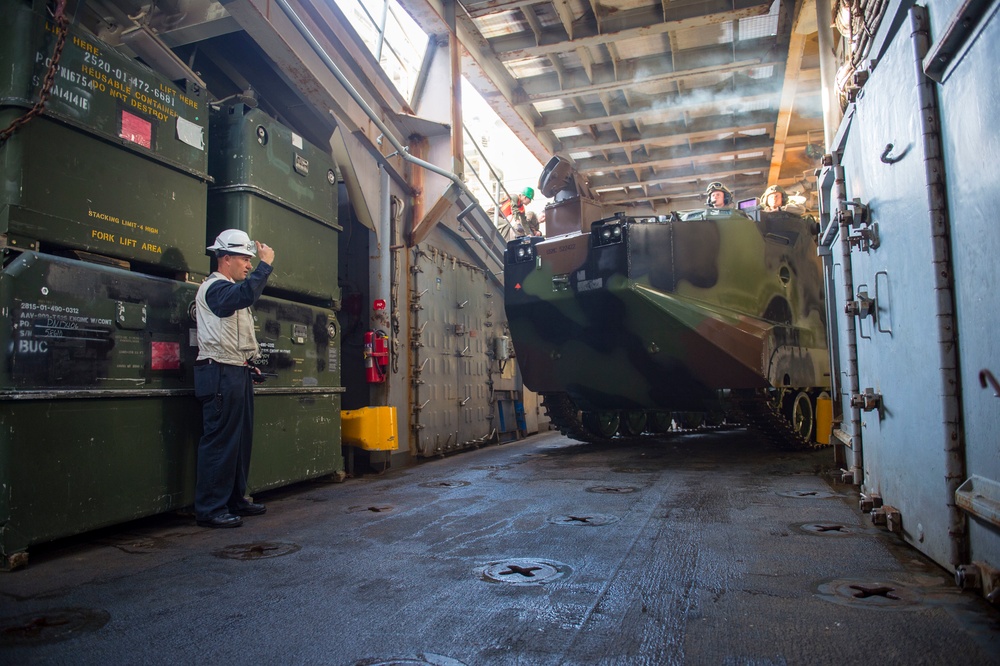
{"left": 504, "top": 209, "right": 829, "bottom": 412}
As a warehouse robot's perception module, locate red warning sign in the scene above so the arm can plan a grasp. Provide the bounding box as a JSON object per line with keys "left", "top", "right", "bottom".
{"left": 151, "top": 341, "right": 180, "bottom": 370}
{"left": 120, "top": 109, "right": 152, "bottom": 149}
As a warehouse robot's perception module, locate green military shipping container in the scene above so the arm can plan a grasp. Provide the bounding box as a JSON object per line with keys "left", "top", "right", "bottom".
{"left": 0, "top": 251, "right": 344, "bottom": 569}
{"left": 0, "top": 2, "right": 210, "bottom": 275}
{"left": 207, "top": 103, "right": 340, "bottom": 306}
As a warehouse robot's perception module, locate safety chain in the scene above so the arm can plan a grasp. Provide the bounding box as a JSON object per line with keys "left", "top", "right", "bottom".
{"left": 0, "top": 0, "right": 70, "bottom": 145}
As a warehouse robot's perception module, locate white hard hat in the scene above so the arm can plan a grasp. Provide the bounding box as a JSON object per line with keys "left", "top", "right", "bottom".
{"left": 207, "top": 229, "right": 256, "bottom": 256}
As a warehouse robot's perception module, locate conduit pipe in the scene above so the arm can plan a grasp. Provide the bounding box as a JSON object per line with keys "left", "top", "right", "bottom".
{"left": 272, "top": 0, "right": 504, "bottom": 271}
{"left": 375, "top": 163, "right": 391, "bottom": 332}
{"left": 909, "top": 5, "right": 966, "bottom": 568}
{"left": 835, "top": 159, "right": 863, "bottom": 486}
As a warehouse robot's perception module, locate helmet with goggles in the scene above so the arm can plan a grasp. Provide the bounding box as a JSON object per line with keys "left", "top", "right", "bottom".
{"left": 705, "top": 181, "right": 734, "bottom": 207}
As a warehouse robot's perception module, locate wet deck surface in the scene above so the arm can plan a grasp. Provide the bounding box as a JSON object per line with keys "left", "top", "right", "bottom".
{"left": 2, "top": 428, "right": 999, "bottom": 665}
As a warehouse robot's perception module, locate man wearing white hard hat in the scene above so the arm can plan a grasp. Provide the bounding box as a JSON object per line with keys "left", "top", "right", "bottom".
{"left": 194, "top": 229, "right": 275, "bottom": 528}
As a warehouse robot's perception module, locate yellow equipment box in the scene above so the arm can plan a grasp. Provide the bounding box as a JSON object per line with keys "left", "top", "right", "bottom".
{"left": 816, "top": 395, "right": 833, "bottom": 445}
{"left": 341, "top": 406, "right": 398, "bottom": 451}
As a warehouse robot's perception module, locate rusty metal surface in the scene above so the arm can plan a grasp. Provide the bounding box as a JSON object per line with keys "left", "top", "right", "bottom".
{"left": 2, "top": 430, "right": 999, "bottom": 664}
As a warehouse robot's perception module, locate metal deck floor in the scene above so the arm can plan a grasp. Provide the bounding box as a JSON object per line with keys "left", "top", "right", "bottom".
{"left": 2, "top": 429, "right": 999, "bottom": 665}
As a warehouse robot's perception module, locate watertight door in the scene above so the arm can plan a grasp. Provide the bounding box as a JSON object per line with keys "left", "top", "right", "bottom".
{"left": 830, "top": 6, "right": 957, "bottom": 570}
{"left": 410, "top": 248, "right": 496, "bottom": 456}
{"left": 929, "top": 2, "right": 1000, "bottom": 573}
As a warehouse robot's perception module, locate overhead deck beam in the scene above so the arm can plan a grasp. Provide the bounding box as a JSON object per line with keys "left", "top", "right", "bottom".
{"left": 536, "top": 80, "right": 782, "bottom": 130}
{"left": 557, "top": 111, "right": 775, "bottom": 155}
{"left": 490, "top": 0, "right": 771, "bottom": 61}
{"left": 598, "top": 175, "right": 769, "bottom": 206}
{"left": 462, "top": 0, "right": 557, "bottom": 19}
{"left": 574, "top": 134, "right": 773, "bottom": 175}
{"left": 515, "top": 37, "right": 779, "bottom": 103}
{"left": 587, "top": 158, "right": 770, "bottom": 192}
{"left": 587, "top": 157, "right": 773, "bottom": 191}
{"left": 521, "top": 59, "right": 776, "bottom": 106}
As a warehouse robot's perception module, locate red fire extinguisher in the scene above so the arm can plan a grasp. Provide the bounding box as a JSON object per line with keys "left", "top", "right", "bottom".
{"left": 364, "top": 330, "right": 389, "bottom": 383}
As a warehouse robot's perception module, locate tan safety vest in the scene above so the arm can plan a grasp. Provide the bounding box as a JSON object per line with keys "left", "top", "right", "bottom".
{"left": 195, "top": 273, "right": 259, "bottom": 365}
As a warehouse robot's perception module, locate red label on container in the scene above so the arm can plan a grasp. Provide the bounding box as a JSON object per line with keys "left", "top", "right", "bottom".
{"left": 151, "top": 341, "right": 181, "bottom": 370}
{"left": 120, "top": 110, "right": 152, "bottom": 149}
{"left": 373, "top": 299, "right": 386, "bottom": 310}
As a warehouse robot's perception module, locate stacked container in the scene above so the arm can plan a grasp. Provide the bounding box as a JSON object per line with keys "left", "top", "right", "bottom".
{"left": 0, "top": 4, "right": 210, "bottom": 275}
{"left": 206, "top": 102, "right": 344, "bottom": 492}
{"left": 0, "top": 3, "right": 343, "bottom": 569}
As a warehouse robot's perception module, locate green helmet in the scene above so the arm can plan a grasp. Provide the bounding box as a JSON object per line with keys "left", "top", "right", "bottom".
{"left": 705, "top": 181, "right": 733, "bottom": 207}
{"left": 761, "top": 185, "right": 788, "bottom": 210}
{"left": 521, "top": 186, "right": 535, "bottom": 201}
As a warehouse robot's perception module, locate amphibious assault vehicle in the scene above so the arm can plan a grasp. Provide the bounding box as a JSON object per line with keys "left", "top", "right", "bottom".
{"left": 503, "top": 158, "right": 831, "bottom": 446}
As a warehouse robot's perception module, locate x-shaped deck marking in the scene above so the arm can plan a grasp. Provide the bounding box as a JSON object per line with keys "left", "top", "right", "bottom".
{"left": 815, "top": 524, "right": 847, "bottom": 532}
{"left": 245, "top": 544, "right": 281, "bottom": 557}
{"left": 849, "top": 584, "right": 900, "bottom": 600}
{"left": 500, "top": 565, "right": 542, "bottom": 578}
{"left": 566, "top": 516, "right": 593, "bottom": 524}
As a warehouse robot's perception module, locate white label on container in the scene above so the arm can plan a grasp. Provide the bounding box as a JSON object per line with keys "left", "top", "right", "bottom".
{"left": 291, "top": 132, "right": 304, "bottom": 149}
{"left": 176, "top": 116, "right": 205, "bottom": 150}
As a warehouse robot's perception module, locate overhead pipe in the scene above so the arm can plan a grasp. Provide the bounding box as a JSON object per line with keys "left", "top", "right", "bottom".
{"left": 815, "top": 0, "right": 843, "bottom": 150}
{"left": 909, "top": 5, "right": 966, "bottom": 569}
{"left": 272, "top": 0, "right": 504, "bottom": 271}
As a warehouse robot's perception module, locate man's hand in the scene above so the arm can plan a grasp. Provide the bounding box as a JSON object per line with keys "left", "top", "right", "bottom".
{"left": 250, "top": 366, "right": 267, "bottom": 384}
{"left": 256, "top": 241, "right": 275, "bottom": 265}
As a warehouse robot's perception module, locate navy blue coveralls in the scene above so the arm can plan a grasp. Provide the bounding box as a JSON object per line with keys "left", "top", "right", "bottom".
{"left": 194, "top": 262, "right": 272, "bottom": 521}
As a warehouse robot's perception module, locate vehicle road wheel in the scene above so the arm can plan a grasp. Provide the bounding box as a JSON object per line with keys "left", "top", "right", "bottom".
{"left": 648, "top": 411, "right": 673, "bottom": 433}
{"left": 583, "top": 410, "right": 620, "bottom": 438}
{"left": 704, "top": 410, "right": 725, "bottom": 427}
{"left": 672, "top": 411, "right": 705, "bottom": 430}
{"left": 788, "top": 391, "right": 816, "bottom": 442}
{"left": 619, "top": 410, "right": 647, "bottom": 436}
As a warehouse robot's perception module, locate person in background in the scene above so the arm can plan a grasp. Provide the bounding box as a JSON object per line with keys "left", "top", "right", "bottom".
{"left": 502, "top": 186, "right": 534, "bottom": 236}
{"left": 524, "top": 211, "right": 542, "bottom": 237}
{"left": 194, "top": 229, "right": 274, "bottom": 528}
{"left": 705, "top": 181, "right": 735, "bottom": 210}
{"left": 761, "top": 184, "right": 805, "bottom": 214}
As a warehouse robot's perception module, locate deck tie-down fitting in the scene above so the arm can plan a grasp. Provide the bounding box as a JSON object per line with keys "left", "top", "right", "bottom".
{"left": 814, "top": 524, "right": 848, "bottom": 532}
{"left": 500, "top": 565, "right": 542, "bottom": 578}
{"left": 849, "top": 584, "right": 899, "bottom": 600}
